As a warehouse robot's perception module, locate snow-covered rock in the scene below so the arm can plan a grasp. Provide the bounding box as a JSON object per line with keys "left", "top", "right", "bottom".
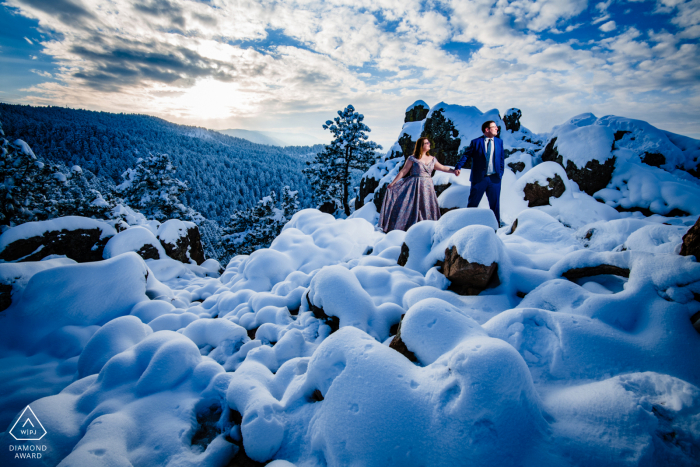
{"left": 0, "top": 216, "right": 116, "bottom": 263}
{"left": 103, "top": 225, "right": 167, "bottom": 260}
{"left": 157, "top": 219, "right": 206, "bottom": 265}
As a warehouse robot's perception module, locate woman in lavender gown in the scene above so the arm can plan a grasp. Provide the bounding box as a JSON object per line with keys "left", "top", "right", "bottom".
{"left": 379, "top": 137, "right": 457, "bottom": 233}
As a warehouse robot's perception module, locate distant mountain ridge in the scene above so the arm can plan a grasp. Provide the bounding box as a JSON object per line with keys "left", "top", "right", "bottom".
{"left": 216, "top": 128, "right": 326, "bottom": 147}
{"left": 0, "top": 103, "right": 325, "bottom": 223}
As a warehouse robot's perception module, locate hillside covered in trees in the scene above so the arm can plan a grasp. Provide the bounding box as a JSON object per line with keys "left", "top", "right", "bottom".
{"left": 0, "top": 103, "right": 323, "bottom": 222}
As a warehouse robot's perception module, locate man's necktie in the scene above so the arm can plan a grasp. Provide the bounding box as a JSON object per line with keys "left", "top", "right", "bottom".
{"left": 487, "top": 139, "right": 492, "bottom": 173}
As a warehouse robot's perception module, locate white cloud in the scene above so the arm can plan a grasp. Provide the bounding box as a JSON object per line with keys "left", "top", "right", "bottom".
{"left": 3, "top": 0, "right": 700, "bottom": 146}
{"left": 600, "top": 20, "right": 617, "bottom": 32}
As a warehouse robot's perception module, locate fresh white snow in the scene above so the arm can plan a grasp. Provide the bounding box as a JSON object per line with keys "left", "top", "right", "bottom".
{"left": 1, "top": 107, "right": 700, "bottom": 467}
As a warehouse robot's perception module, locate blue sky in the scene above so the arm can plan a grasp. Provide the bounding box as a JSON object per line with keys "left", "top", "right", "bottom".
{"left": 1, "top": 0, "right": 699, "bottom": 147}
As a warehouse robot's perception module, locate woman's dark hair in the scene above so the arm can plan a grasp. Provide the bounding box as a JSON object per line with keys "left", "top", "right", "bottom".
{"left": 413, "top": 137, "right": 431, "bottom": 159}
{"left": 482, "top": 120, "right": 497, "bottom": 133}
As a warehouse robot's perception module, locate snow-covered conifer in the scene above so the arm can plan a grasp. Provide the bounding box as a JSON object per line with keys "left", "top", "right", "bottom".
{"left": 303, "top": 105, "right": 382, "bottom": 216}
{"left": 221, "top": 187, "right": 299, "bottom": 256}
{"left": 117, "top": 153, "right": 203, "bottom": 223}
{"left": 0, "top": 120, "right": 114, "bottom": 227}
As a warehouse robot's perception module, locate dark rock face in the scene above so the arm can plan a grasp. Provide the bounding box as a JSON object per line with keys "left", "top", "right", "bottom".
{"left": 389, "top": 315, "right": 417, "bottom": 362}
{"left": 508, "top": 161, "right": 526, "bottom": 173}
{"left": 372, "top": 183, "right": 389, "bottom": 213}
{"left": 542, "top": 137, "right": 615, "bottom": 196}
{"left": 0, "top": 228, "right": 112, "bottom": 263}
{"left": 0, "top": 283, "right": 12, "bottom": 312}
{"left": 421, "top": 109, "right": 461, "bottom": 166}
{"left": 137, "top": 243, "right": 162, "bottom": 261}
{"left": 159, "top": 226, "right": 206, "bottom": 265}
{"left": 398, "top": 133, "right": 416, "bottom": 159}
{"left": 680, "top": 217, "right": 700, "bottom": 260}
{"left": 355, "top": 175, "right": 381, "bottom": 211}
{"left": 614, "top": 130, "right": 631, "bottom": 141}
{"left": 562, "top": 265, "right": 630, "bottom": 281}
{"left": 405, "top": 104, "right": 429, "bottom": 123}
{"left": 522, "top": 174, "right": 566, "bottom": 207}
{"left": 442, "top": 246, "right": 498, "bottom": 295}
{"left": 306, "top": 292, "right": 340, "bottom": 333}
{"left": 397, "top": 242, "right": 410, "bottom": 266}
{"left": 641, "top": 152, "right": 666, "bottom": 167}
{"left": 503, "top": 109, "right": 522, "bottom": 132}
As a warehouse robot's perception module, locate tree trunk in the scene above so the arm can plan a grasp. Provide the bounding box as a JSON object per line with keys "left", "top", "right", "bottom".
{"left": 343, "top": 147, "right": 351, "bottom": 215}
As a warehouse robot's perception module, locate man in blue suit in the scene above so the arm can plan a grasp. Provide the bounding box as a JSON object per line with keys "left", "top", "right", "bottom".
{"left": 453, "top": 121, "right": 505, "bottom": 226}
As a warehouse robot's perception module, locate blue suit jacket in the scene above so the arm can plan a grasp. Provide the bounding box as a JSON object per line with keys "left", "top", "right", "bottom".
{"left": 454, "top": 136, "right": 505, "bottom": 184}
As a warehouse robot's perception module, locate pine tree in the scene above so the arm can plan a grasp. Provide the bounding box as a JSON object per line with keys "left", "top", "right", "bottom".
{"left": 303, "top": 105, "right": 382, "bottom": 216}
{"left": 117, "top": 153, "right": 203, "bottom": 223}
{"left": 221, "top": 187, "right": 299, "bottom": 256}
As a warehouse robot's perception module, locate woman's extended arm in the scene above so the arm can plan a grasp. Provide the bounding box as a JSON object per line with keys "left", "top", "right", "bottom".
{"left": 388, "top": 158, "right": 414, "bottom": 187}
{"left": 434, "top": 160, "right": 456, "bottom": 174}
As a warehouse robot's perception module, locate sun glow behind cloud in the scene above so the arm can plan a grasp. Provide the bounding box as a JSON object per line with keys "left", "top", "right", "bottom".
{"left": 1, "top": 0, "right": 699, "bottom": 145}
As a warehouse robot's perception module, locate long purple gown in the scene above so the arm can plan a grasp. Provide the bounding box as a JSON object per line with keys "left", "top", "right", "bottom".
{"left": 379, "top": 155, "right": 441, "bottom": 233}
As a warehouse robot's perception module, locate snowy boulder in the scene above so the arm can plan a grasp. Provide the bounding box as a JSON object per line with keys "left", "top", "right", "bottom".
{"left": 404, "top": 100, "right": 430, "bottom": 123}
{"left": 541, "top": 126, "right": 616, "bottom": 196}
{"left": 443, "top": 225, "right": 502, "bottom": 295}
{"left": 399, "top": 208, "right": 498, "bottom": 274}
{"left": 0, "top": 216, "right": 116, "bottom": 262}
{"left": 0, "top": 257, "right": 76, "bottom": 311}
{"left": 77, "top": 315, "right": 153, "bottom": 378}
{"left": 515, "top": 161, "right": 572, "bottom": 207}
{"left": 0, "top": 252, "right": 149, "bottom": 348}
{"left": 156, "top": 219, "right": 205, "bottom": 265}
{"left": 306, "top": 265, "right": 378, "bottom": 337}
{"left": 397, "top": 298, "right": 487, "bottom": 365}
{"left": 103, "top": 225, "right": 166, "bottom": 260}
{"left": 680, "top": 217, "right": 700, "bottom": 260}
{"left": 552, "top": 250, "right": 631, "bottom": 282}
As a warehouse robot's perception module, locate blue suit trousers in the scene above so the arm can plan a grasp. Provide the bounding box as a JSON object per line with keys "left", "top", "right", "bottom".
{"left": 468, "top": 174, "right": 501, "bottom": 225}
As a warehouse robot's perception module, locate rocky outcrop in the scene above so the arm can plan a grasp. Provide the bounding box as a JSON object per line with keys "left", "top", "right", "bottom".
{"left": 405, "top": 104, "right": 429, "bottom": 123}
{"left": 0, "top": 228, "right": 112, "bottom": 263}
{"left": 542, "top": 137, "right": 615, "bottom": 196}
{"left": 421, "top": 109, "right": 461, "bottom": 166}
{"left": 522, "top": 174, "right": 566, "bottom": 207}
{"left": 355, "top": 175, "right": 381, "bottom": 211}
{"left": 156, "top": 220, "right": 206, "bottom": 265}
{"left": 562, "top": 265, "right": 630, "bottom": 281}
{"left": 503, "top": 108, "right": 522, "bottom": 132}
{"left": 388, "top": 315, "right": 417, "bottom": 362}
{"left": 680, "top": 217, "right": 700, "bottom": 260}
{"left": 442, "top": 246, "right": 499, "bottom": 295}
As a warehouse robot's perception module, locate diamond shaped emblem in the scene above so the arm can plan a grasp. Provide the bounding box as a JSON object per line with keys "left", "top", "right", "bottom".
{"left": 9, "top": 406, "right": 47, "bottom": 441}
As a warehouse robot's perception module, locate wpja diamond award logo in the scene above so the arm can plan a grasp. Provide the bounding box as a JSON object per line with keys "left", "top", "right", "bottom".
{"left": 8, "top": 406, "right": 48, "bottom": 460}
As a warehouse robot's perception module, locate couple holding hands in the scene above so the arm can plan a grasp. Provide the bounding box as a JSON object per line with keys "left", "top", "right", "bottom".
{"left": 379, "top": 121, "right": 505, "bottom": 233}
